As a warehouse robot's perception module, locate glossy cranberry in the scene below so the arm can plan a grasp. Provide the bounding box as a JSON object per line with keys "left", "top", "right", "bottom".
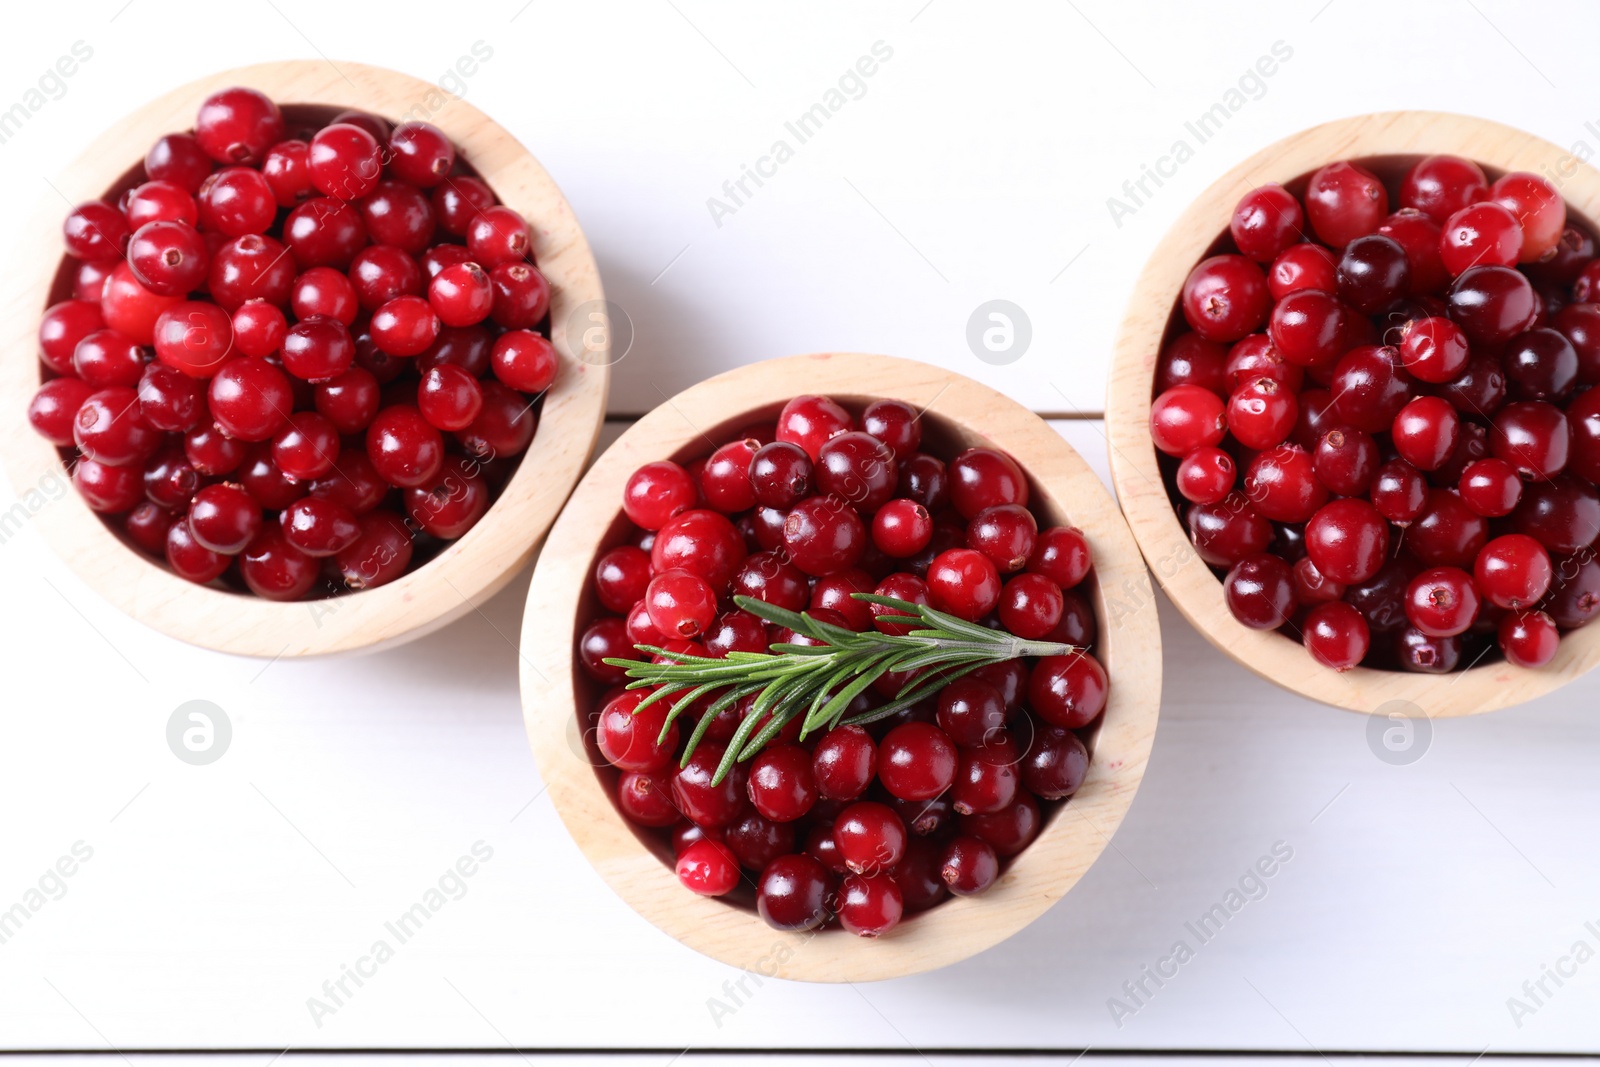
{"left": 578, "top": 620, "right": 637, "bottom": 686}
{"left": 27, "top": 378, "right": 95, "bottom": 446}
{"left": 165, "top": 515, "right": 230, "bottom": 580}
{"left": 746, "top": 745, "right": 818, "bottom": 824}
{"left": 366, "top": 405, "right": 444, "bottom": 488}
{"left": 1393, "top": 315, "right": 1468, "bottom": 384}
{"left": 1491, "top": 400, "right": 1570, "bottom": 478}
{"left": 597, "top": 690, "right": 677, "bottom": 773}
{"left": 644, "top": 511, "right": 742, "bottom": 596}
{"left": 1012, "top": 725, "right": 1084, "bottom": 802}
{"left": 589, "top": 547, "right": 650, "bottom": 616}
{"left": 140, "top": 443, "right": 199, "bottom": 510}
{"left": 282, "top": 197, "right": 367, "bottom": 270}
{"left": 1243, "top": 444, "right": 1326, "bottom": 523}
{"left": 306, "top": 123, "right": 382, "bottom": 201}
{"left": 148, "top": 300, "right": 233, "bottom": 378}
{"left": 869, "top": 573, "right": 930, "bottom": 636}
{"left": 779, "top": 496, "right": 864, "bottom": 577}
{"left": 814, "top": 431, "right": 896, "bottom": 512}
{"left": 1188, "top": 492, "right": 1273, "bottom": 567}
{"left": 1455, "top": 458, "right": 1521, "bottom": 518}
{"left": 484, "top": 262, "right": 549, "bottom": 330}
{"left": 1499, "top": 610, "right": 1560, "bottom": 668}
{"left": 62, "top": 201, "right": 129, "bottom": 261}
{"left": 1303, "top": 601, "right": 1370, "bottom": 669}
{"left": 851, "top": 399, "right": 920, "bottom": 458}
{"left": 674, "top": 839, "right": 740, "bottom": 898}
{"left": 124, "top": 502, "right": 174, "bottom": 556}
{"left": 72, "top": 259, "right": 117, "bottom": 305}
{"left": 1448, "top": 265, "right": 1537, "bottom": 344}
{"left": 1268, "top": 243, "right": 1339, "bottom": 300}
{"left": 182, "top": 424, "right": 243, "bottom": 477}
{"left": 1231, "top": 183, "right": 1303, "bottom": 261}
{"left": 1305, "top": 428, "right": 1374, "bottom": 498}
{"left": 622, "top": 460, "right": 696, "bottom": 530}
{"left": 769, "top": 395, "right": 849, "bottom": 461}
{"left": 1408, "top": 489, "right": 1490, "bottom": 567}
{"left": 1512, "top": 475, "right": 1600, "bottom": 556}
{"left": 344, "top": 247, "right": 421, "bottom": 313}
{"left": 204, "top": 357, "right": 291, "bottom": 442}
{"left": 944, "top": 449, "right": 1027, "bottom": 521}
{"left": 1399, "top": 155, "right": 1487, "bottom": 222}
{"left": 1268, "top": 288, "right": 1345, "bottom": 369}
{"left": 365, "top": 296, "right": 437, "bottom": 359}
{"left": 404, "top": 364, "right": 481, "bottom": 434}
{"left": 457, "top": 381, "right": 537, "bottom": 459}
{"left": 307, "top": 368, "right": 377, "bottom": 436}
{"left": 1174, "top": 446, "right": 1235, "bottom": 504}
{"left": 1223, "top": 553, "right": 1298, "bottom": 630}
{"left": 465, "top": 206, "right": 531, "bottom": 268}
{"left": 184, "top": 483, "right": 258, "bottom": 555}
{"left": 1436, "top": 352, "right": 1509, "bottom": 419}
{"left": 873, "top": 722, "right": 955, "bottom": 803}
{"left": 265, "top": 411, "right": 338, "bottom": 482}
{"left": 835, "top": 872, "right": 903, "bottom": 938}
{"left": 195, "top": 167, "right": 274, "bottom": 237}
{"left": 260, "top": 139, "right": 312, "bottom": 207}
{"left": 950, "top": 745, "right": 1019, "bottom": 816}
{"left": 358, "top": 180, "right": 435, "bottom": 254}
{"left": 1329, "top": 345, "right": 1412, "bottom": 434}
{"left": 225, "top": 302, "right": 285, "bottom": 361}
{"left": 194, "top": 87, "right": 283, "bottom": 165}
{"left": 381, "top": 121, "right": 453, "bottom": 188}
{"left": 1439, "top": 201, "right": 1522, "bottom": 276}
{"left": 1389, "top": 396, "right": 1460, "bottom": 472}
{"left": 123, "top": 219, "right": 206, "bottom": 297}
{"left": 1503, "top": 328, "right": 1578, "bottom": 402}
{"left": 1491, "top": 172, "right": 1565, "bottom": 262}
{"left": 834, "top": 801, "right": 908, "bottom": 874}
{"left": 1227, "top": 376, "right": 1297, "bottom": 450}
{"left": 723, "top": 811, "right": 795, "bottom": 871}
{"left": 280, "top": 496, "right": 361, "bottom": 558}
{"left": 1157, "top": 332, "right": 1230, "bottom": 395}
{"left": 940, "top": 836, "right": 999, "bottom": 896}
{"left": 423, "top": 262, "right": 491, "bottom": 328}
{"left": 1337, "top": 234, "right": 1410, "bottom": 312}
{"left": 238, "top": 526, "right": 319, "bottom": 601}
{"left": 1181, "top": 254, "right": 1270, "bottom": 342}
{"left": 801, "top": 724, "right": 876, "bottom": 801}
{"left": 644, "top": 568, "right": 716, "bottom": 639}
{"left": 427, "top": 176, "right": 494, "bottom": 238}
{"left": 70, "top": 328, "right": 145, "bottom": 390}
{"left": 1554, "top": 304, "right": 1600, "bottom": 386}
{"left": 406, "top": 458, "right": 492, "bottom": 541}
{"left": 958, "top": 504, "right": 1033, "bottom": 574}
{"left": 1545, "top": 553, "right": 1600, "bottom": 629}
{"left": 70, "top": 386, "right": 158, "bottom": 467}
{"left": 923, "top": 547, "right": 1001, "bottom": 621}
{"left": 207, "top": 234, "right": 295, "bottom": 311}
{"left": 1473, "top": 533, "right": 1553, "bottom": 611}
{"left": 756, "top": 853, "right": 834, "bottom": 931}
{"left": 995, "top": 572, "right": 1064, "bottom": 641}
{"left": 866, "top": 498, "right": 929, "bottom": 558}
{"left": 1304, "top": 499, "right": 1389, "bottom": 584}
{"left": 145, "top": 132, "right": 213, "bottom": 193}
{"left": 1226, "top": 333, "right": 1301, "bottom": 394}
{"left": 1305, "top": 161, "right": 1387, "bottom": 246}
{"left": 1029, "top": 652, "right": 1108, "bottom": 729}
{"left": 1149, "top": 385, "right": 1225, "bottom": 456}
{"left": 1404, "top": 566, "right": 1481, "bottom": 637}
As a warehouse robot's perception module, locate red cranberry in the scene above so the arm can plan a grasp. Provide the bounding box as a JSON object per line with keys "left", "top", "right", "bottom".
{"left": 1304, "top": 161, "right": 1387, "bottom": 246}
{"left": 1231, "top": 184, "right": 1304, "bottom": 262}
{"left": 1303, "top": 601, "right": 1370, "bottom": 670}
{"left": 1181, "top": 254, "right": 1270, "bottom": 342}
{"left": 756, "top": 853, "right": 834, "bottom": 931}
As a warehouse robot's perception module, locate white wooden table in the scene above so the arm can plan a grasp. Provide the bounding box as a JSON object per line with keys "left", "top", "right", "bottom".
{"left": 4, "top": 0, "right": 1599, "bottom": 1058}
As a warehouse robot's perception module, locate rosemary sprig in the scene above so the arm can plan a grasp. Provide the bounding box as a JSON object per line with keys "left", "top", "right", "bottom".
{"left": 603, "top": 594, "right": 1077, "bottom": 785}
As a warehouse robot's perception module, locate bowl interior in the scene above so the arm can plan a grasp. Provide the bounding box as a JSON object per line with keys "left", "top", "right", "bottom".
{"left": 568, "top": 397, "right": 1103, "bottom": 905}
{"left": 1109, "top": 111, "right": 1600, "bottom": 715}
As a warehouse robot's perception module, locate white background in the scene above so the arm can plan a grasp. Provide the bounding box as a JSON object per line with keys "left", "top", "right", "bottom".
{"left": 2, "top": 0, "right": 1599, "bottom": 1058}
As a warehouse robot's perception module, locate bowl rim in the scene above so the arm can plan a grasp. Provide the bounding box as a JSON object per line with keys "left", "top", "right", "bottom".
{"left": 520, "top": 351, "right": 1163, "bottom": 982}
{"left": 0, "top": 59, "right": 611, "bottom": 657}
{"left": 1106, "top": 109, "right": 1600, "bottom": 717}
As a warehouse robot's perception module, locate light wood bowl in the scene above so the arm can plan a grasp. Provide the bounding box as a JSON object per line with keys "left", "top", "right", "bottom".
{"left": 1107, "top": 110, "right": 1600, "bottom": 717}
{"left": 0, "top": 61, "right": 610, "bottom": 657}
{"left": 521, "top": 353, "right": 1162, "bottom": 982}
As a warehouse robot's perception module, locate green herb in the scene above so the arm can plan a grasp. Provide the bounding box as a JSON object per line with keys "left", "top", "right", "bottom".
{"left": 603, "top": 593, "right": 1077, "bottom": 785}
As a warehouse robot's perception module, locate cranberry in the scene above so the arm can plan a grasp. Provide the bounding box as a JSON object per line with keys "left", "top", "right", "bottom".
{"left": 465, "top": 206, "right": 532, "bottom": 267}
{"left": 458, "top": 382, "right": 536, "bottom": 458}
{"left": 1408, "top": 489, "right": 1489, "bottom": 568}
{"left": 1404, "top": 566, "right": 1481, "bottom": 637}
{"left": 239, "top": 526, "right": 318, "bottom": 601}
{"left": 73, "top": 329, "right": 147, "bottom": 389}
{"left": 1491, "top": 172, "right": 1565, "bottom": 262}
{"left": 1401, "top": 155, "right": 1488, "bottom": 222}
{"left": 834, "top": 801, "right": 907, "bottom": 874}
{"left": 1305, "top": 499, "right": 1389, "bottom": 584}
{"left": 674, "top": 840, "right": 739, "bottom": 897}
{"left": 1512, "top": 475, "right": 1600, "bottom": 555}
{"left": 1440, "top": 202, "right": 1522, "bottom": 276}
{"left": 1503, "top": 328, "right": 1579, "bottom": 402}
{"left": 1176, "top": 446, "right": 1236, "bottom": 504}
{"left": 431, "top": 176, "right": 496, "bottom": 236}
{"left": 1396, "top": 316, "right": 1470, "bottom": 384}
{"left": 281, "top": 497, "right": 361, "bottom": 557}
{"left": 940, "top": 836, "right": 999, "bottom": 896}
{"left": 27, "top": 378, "right": 95, "bottom": 446}
{"left": 645, "top": 569, "right": 717, "bottom": 638}
{"left": 622, "top": 460, "right": 696, "bottom": 530}
{"left": 1188, "top": 491, "right": 1273, "bottom": 566}
{"left": 925, "top": 548, "right": 1001, "bottom": 621}
{"left": 283, "top": 197, "right": 367, "bottom": 269}
{"left": 997, "top": 572, "right": 1065, "bottom": 640}
{"left": 62, "top": 201, "right": 129, "bottom": 260}
{"left": 146, "top": 133, "right": 213, "bottom": 194}
{"left": 1150, "top": 384, "right": 1226, "bottom": 456}
{"left": 197, "top": 167, "right": 275, "bottom": 236}
{"left": 654, "top": 509, "right": 747, "bottom": 592}
{"left": 1391, "top": 396, "right": 1460, "bottom": 471}
{"left": 756, "top": 853, "right": 834, "bottom": 931}
{"left": 860, "top": 399, "right": 921, "bottom": 455}
{"left": 195, "top": 87, "right": 283, "bottom": 165}
{"left": 1337, "top": 234, "right": 1410, "bottom": 312}
{"left": 261, "top": 140, "right": 312, "bottom": 207}
{"left": 810, "top": 725, "right": 877, "bottom": 800}
{"left": 367, "top": 405, "right": 444, "bottom": 488}
{"left": 782, "top": 496, "right": 865, "bottom": 577}
{"left": 776, "top": 395, "right": 852, "bottom": 460}
{"left": 1269, "top": 243, "right": 1338, "bottom": 299}
{"left": 724, "top": 812, "right": 795, "bottom": 871}
{"left": 1396, "top": 626, "right": 1462, "bottom": 673}
{"left": 1231, "top": 184, "right": 1303, "bottom": 262}
{"left": 747, "top": 744, "right": 818, "bottom": 823}
{"left": 1180, "top": 254, "right": 1270, "bottom": 342}
{"left": 1029, "top": 652, "right": 1108, "bottom": 728}
{"left": 1305, "top": 161, "right": 1387, "bottom": 247}
{"left": 165, "top": 515, "right": 230, "bottom": 580}
{"left": 951, "top": 747, "right": 1018, "bottom": 815}
{"left": 1244, "top": 444, "right": 1326, "bottom": 523}
{"left": 1157, "top": 333, "right": 1230, "bottom": 395}
{"left": 1303, "top": 601, "right": 1370, "bottom": 669}
{"left": 1378, "top": 210, "right": 1449, "bottom": 296}
{"left": 314, "top": 367, "right": 381, "bottom": 434}
{"left": 1268, "top": 288, "right": 1345, "bottom": 368}
{"left": 73, "top": 387, "right": 160, "bottom": 467}
{"left": 1331, "top": 345, "right": 1412, "bottom": 434}
{"left": 877, "top": 723, "right": 956, "bottom": 802}
{"left": 1448, "top": 265, "right": 1537, "bottom": 344}
{"left": 1224, "top": 553, "right": 1298, "bottom": 629}
{"left": 948, "top": 447, "right": 1028, "bottom": 518}
{"left": 388, "top": 122, "right": 455, "bottom": 187}
{"left": 307, "top": 123, "right": 382, "bottom": 201}
{"left": 125, "top": 503, "right": 175, "bottom": 555}
{"left": 1459, "top": 458, "right": 1523, "bottom": 517}
{"left": 206, "top": 357, "right": 292, "bottom": 441}
{"left": 837, "top": 873, "right": 903, "bottom": 937}
{"left": 489, "top": 262, "right": 551, "bottom": 329}
{"left": 360, "top": 181, "right": 436, "bottom": 253}
{"left": 207, "top": 235, "right": 295, "bottom": 311}
{"left": 1228, "top": 377, "right": 1297, "bottom": 450}
{"left": 1500, "top": 610, "right": 1561, "bottom": 668}
{"left": 1492, "top": 400, "right": 1569, "bottom": 478}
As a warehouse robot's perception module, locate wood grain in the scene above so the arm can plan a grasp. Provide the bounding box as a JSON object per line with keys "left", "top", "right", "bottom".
{"left": 0, "top": 60, "right": 610, "bottom": 657}
{"left": 1106, "top": 110, "right": 1600, "bottom": 716}
{"left": 520, "top": 352, "right": 1163, "bottom": 982}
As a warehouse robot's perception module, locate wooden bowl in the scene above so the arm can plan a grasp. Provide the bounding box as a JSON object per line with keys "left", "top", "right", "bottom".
{"left": 1107, "top": 110, "right": 1600, "bottom": 716}
{"left": 521, "top": 352, "right": 1162, "bottom": 982}
{"left": 0, "top": 61, "right": 610, "bottom": 657}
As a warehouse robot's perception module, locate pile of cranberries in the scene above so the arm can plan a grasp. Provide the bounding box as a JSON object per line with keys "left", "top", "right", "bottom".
{"left": 27, "top": 87, "right": 558, "bottom": 600}
{"left": 1152, "top": 155, "right": 1600, "bottom": 673}
{"left": 576, "top": 394, "right": 1108, "bottom": 937}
